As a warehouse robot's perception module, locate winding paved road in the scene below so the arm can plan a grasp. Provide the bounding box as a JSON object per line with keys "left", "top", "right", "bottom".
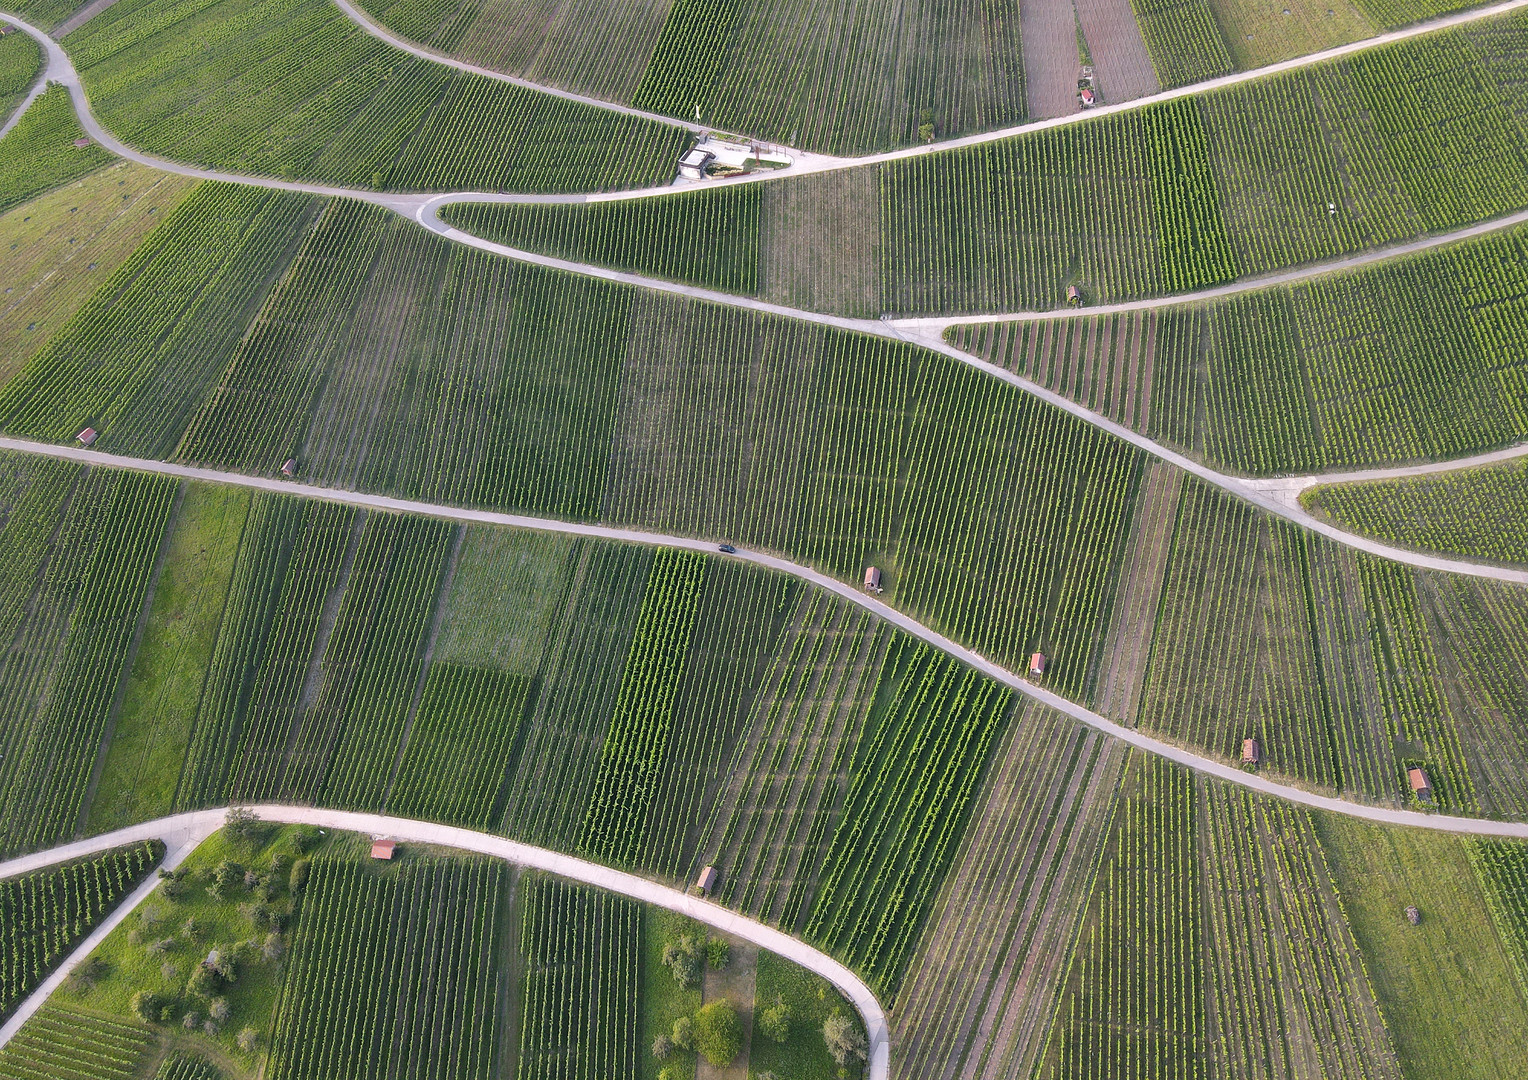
{"left": 4, "top": 432, "right": 1528, "bottom": 821}
{"left": 7, "top": 2, "right": 1528, "bottom": 502}
{"left": 0, "top": 807, "right": 892, "bottom": 1078}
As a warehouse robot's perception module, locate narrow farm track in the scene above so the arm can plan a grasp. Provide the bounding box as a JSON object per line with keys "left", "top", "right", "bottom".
{"left": 0, "top": 807, "right": 893, "bottom": 1079}
{"left": 2, "top": 433, "right": 1528, "bottom": 838}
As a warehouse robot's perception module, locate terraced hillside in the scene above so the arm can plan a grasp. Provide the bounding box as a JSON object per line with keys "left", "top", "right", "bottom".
{"left": 3, "top": 0, "right": 1528, "bottom": 1077}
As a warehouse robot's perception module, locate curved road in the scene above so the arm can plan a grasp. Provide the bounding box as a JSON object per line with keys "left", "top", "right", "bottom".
{"left": 5, "top": 432, "right": 1528, "bottom": 821}
{"left": 0, "top": 807, "right": 892, "bottom": 1078}
{"left": 8, "top": 6, "right": 1528, "bottom": 505}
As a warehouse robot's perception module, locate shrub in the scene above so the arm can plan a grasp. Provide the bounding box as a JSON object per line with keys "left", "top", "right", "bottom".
{"left": 210, "top": 997, "right": 231, "bottom": 1022}
{"left": 651, "top": 1033, "right": 673, "bottom": 1058}
{"left": 671, "top": 1015, "right": 694, "bottom": 1050}
{"left": 706, "top": 937, "right": 730, "bottom": 969}
{"left": 823, "top": 1010, "right": 867, "bottom": 1066}
{"left": 237, "top": 1026, "right": 259, "bottom": 1052}
{"left": 289, "top": 858, "right": 310, "bottom": 895}
{"left": 694, "top": 1000, "right": 742, "bottom": 1066}
{"left": 758, "top": 997, "right": 790, "bottom": 1042}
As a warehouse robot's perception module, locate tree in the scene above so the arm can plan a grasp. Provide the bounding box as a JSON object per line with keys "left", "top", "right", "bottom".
{"left": 694, "top": 1000, "right": 742, "bottom": 1066}
{"left": 758, "top": 997, "right": 790, "bottom": 1042}
{"left": 130, "top": 990, "right": 164, "bottom": 1024}
{"left": 225, "top": 808, "right": 271, "bottom": 846}
{"left": 671, "top": 1015, "right": 694, "bottom": 1050}
{"left": 823, "top": 1010, "right": 867, "bottom": 1066}
{"left": 661, "top": 934, "right": 703, "bottom": 987}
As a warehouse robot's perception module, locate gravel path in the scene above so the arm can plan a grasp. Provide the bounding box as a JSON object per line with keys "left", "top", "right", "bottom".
{"left": 0, "top": 806, "right": 891, "bottom": 1078}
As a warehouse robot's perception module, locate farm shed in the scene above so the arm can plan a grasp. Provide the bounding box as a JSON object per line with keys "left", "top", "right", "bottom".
{"left": 678, "top": 148, "right": 713, "bottom": 180}
{"left": 864, "top": 566, "right": 882, "bottom": 591}
{"left": 73, "top": 137, "right": 91, "bottom": 148}
{"left": 1241, "top": 738, "right": 1260, "bottom": 764}
{"left": 1029, "top": 652, "right": 1047, "bottom": 675}
{"left": 281, "top": 458, "right": 296, "bottom": 477}
{"left": 76, "top": 428, "right": 97, "bottom": 446}
{"left": 371, "top": 839, "right": 397, "bottom": 860}
{"left": 696, "top": 865, "right": 718, "bottom": 894}
{"left": 1066, "top": 285, "right": 1082, "bottom": 305}
{"left": 1408, "top": 767, "right": 1432, "bottom": 800}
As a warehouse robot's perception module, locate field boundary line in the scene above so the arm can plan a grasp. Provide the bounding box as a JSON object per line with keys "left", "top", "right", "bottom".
{"left": 0, "top": 806, "right": 893, "bottom": 1080}
{"left": 1, "top": 436, "right": 1526, "bottom": 827}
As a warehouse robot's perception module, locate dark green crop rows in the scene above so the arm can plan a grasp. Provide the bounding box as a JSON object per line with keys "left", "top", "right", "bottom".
{"left": 0, "top": 840, "right": 163, "bottom": 1020}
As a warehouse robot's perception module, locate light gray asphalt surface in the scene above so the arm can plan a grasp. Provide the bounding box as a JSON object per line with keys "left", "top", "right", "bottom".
{"left": 5, "top": 434, "right": 1528, "bottom": 804}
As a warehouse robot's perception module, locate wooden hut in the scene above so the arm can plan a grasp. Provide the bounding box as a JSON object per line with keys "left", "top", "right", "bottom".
{"left": 1408, "top": 767, "right": 1432, "bottom": 800}
{"left": 696, "top": 865, "right": 718, "bottom": 895}
{"left": 864, "top": 566, "right": 882, "bottom": 592}
{"left": 281, "top": 458, "right": 297, "bottom": 477}
{"left": 370, "top": 838, "right": 397, "bottom": 861}
{"left": 76, "top": 428, "right": 97, "bottom": 447}
{"left": 1066, "top": 284, "right": 1082, "bottom": 305}
{"left": 1241, "top": 738, "right": 1260, "bottom": 765}
{"left": 1029, "top": 652, "right": 1047, "bottom": 675}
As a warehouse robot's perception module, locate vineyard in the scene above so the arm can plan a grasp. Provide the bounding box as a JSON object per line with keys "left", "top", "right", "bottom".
{"left": 1125, "top": 478, "right": 1526, "bottom": 814}
{"left": 1306, "top": 460, "right": 1528, "bottom": 566}
{"left": 0, "top": 1007, "right": 154, "bottom": 1079}
{"left": 1131, "top": 0, "right": 1234, "bottom": 87}
{"left": 61, "top": 0, "right": 685, "bottom": 193}
{"left": 892, "top": 704, "right": 1127, "bottom": 1078}
{"left": 0, "top": 183, "right": 319, "bottom": 458}
{"left": 0, "top": 30, "right": 40, "bottom": 121}
{"left": 580, "top": 548, "right": 707, "bottom": 865}
{"left": 0, "top": 164, "right": 199, "bottom": 384}
{"left": 0, "top": 840, "right": 162, "bottom": 1021}
{"left": 356, "top": 0, "right": 670, "bottom": 104}
{"left": 0, "top": 87, "right": 112, "bottom": 216}
{"left": 803, "top": 644, "right": 1012, "bottom": 996}
{"left": 424, "top": 8, "right": 1528, "bottom": 316}
{"left": 440, "top": 187, "right": 763, "bottom": 293}
{"left": 389, "top": 664, "right": 532, "bottom": 828}
{"left": 516, "top": 875, "right": 641, "bottom": 1079}
{"left": 0, "top": 465, "right": 177, "bottom": 856}
{"left": 949, "top": 212, "right": 1528, "bottom": 474}
{"left": 269, "top": 852, "right": 506, "bottom": 1080}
